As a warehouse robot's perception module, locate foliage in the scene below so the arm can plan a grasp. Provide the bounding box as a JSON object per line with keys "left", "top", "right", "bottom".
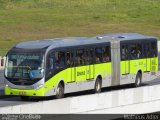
{"left": 0, "top": 0, "right": 160, "bottom": 55}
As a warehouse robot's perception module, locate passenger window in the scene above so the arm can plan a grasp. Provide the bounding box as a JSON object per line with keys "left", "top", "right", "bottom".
{"left": 130, "top": 43, "right": 142, "bottom": 60}
{"left": 49, "top": 56, "right": 54, "bottom": 70}
{"left": 103, "top": 46, "right": 110, "bottom": 62}
{"left": 86, "top": 49, "right": 90, "bottom": 65}
{"left": 66, "top": 51, "right": 74, "bottom": 67}
{"left": 95, "top": 47, "right": 103, "bottom": 63}
{"left": 55, "top": 51, "right": 65, "bottom": 70}
{"left": 75, "top": 49, "right": 85, "bottom": 66}
{"left": 121, "top": 44, "right": 128, "bottom": 60}
{"left": 89, "top": 49, "right": 94, "bottom": 64}
{"left": 151, "top": 42, "right": 157, "bottom": 57}
{"left": 145, "top": 42, "right": 151, "bottom": 58}
{"left": 137, "top": 43, "right": 143, "bottom": 58}
{"left": 86, "top": 48, "right": 94, "bottom": 65}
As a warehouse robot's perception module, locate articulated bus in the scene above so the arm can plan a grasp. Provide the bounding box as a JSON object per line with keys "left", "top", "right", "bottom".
{"left": 4, "top": 33, "right": 158, "bottom": 100}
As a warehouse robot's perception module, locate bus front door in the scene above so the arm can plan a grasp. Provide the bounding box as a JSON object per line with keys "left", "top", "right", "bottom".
{"left": 86, "top": 65, "right": 94, "bottom": 80}
{"left": 66, "top": 51, "right": 75, "bottom": 82}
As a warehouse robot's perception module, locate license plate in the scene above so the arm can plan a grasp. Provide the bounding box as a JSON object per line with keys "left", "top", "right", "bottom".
{"left": 19, "top": 91, "right": 26, "bottom": 95}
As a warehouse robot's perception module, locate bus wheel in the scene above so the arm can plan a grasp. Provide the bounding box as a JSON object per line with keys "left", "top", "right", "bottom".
{"left": 55, "top": 83, "right": 64, "bottom": 99}
{"left": 94, "top": 78, "right": 102, "bottom": 93}
{"left": 20, "top": 96, "right": 29, "bottom": 101}
{"left": 134, "top": 73, "right": 142, "bottom": 87}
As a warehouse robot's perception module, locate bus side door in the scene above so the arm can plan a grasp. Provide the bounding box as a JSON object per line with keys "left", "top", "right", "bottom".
{"left": 150, "top": 41, "right": 158, "bottom": 72}
{"left": 145, "top": 41, "right": 158, "bottom": 72}
{"left": 86, "top": 49, "right": 94, "bottom": 80}
{"left": 66, "top": 51, "right": 75, "bottom": 82}
{"left": 121, "top": 44, "right": 129, "bottom": 75}
{"left": 145, "top": 42, "right": 151, "bottom": 72}
{"left": 75, "top": 49, "right": 86, "bottom": 82}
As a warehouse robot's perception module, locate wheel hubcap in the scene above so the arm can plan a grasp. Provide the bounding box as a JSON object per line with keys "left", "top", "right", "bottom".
{"left": 96, "top": 81, "right": 100, "bottom": 91}
{"left": 137, "top": 77, "right": 140, "bottom": 85}
{"left": 57, "top": 87, "right": 60, "bottom": 95}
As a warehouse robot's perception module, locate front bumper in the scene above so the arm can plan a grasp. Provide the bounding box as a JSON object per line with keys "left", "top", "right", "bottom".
{"left": 4, "top": 86, "right": 45, "bottom": 97}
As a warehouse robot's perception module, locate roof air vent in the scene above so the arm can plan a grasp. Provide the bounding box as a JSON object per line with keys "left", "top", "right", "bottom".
{"left": 96, "top": 36, "right": 103, "bottom": 40}
{"left": 117, "top": 36, "right": 125, "bottom": 38}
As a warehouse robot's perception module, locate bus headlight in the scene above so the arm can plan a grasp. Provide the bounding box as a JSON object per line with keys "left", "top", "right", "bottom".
{"left": 5, "top": 84, "right": 10, "bottom": 88}
{"left": 5, "top": 84, "right": 10, "bottom": 89}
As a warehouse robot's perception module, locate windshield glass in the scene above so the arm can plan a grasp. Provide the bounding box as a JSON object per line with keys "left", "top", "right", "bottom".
{"left": 5, "top": 53, "right": 44, "bottom": 80}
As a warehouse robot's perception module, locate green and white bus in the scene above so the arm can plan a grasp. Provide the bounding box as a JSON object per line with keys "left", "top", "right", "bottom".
{"left": 4, "top": 33, "right": 158, "bottom": 100}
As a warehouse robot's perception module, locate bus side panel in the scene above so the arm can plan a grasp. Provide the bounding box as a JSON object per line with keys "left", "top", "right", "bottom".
{"left": 90, "top": 64, "right": 94, "bottom": 79}
{"left": 120, "top": 60, "right": 130, "bottom": 75}
{"left": 94, "top": 63, "right": 112, "bottom": 87}
{"left": 75, "top": 66, "right": 86, "bottom": 82}
{"left": 150, "top": 57, "right": 158, "bottom": 81}
{"left": 104, "top": 62, "right": 112, "bottom": 87}
{"left": 44, "top": 61, "right": 112, "bottom": 96}
{"left": 66, "top": 67, "right": 75, "bottom": 82}
{"left": 86, "top": 64, "right": 94, "bottom": 80}
{"left": 151, "top": 57, "right": 158, "bottom": 72}
{"left": 140, "top": 59, "right": 147, "bottom": 72}
{"left": 44, "top": 69, "right": 68, "bottom": 94}
{"left": 94, "top": 64, "right": 105, "bottom": 79}
{"left": 120, "top": 61, "right": 126, "bottom": 75}
{"left": 146, "top": 58, "right": 151, "bottom": 71}
{"left": 129, "top": 59, "right": 147, "bottom": 74}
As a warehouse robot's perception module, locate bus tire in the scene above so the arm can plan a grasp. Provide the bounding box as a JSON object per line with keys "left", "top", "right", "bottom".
{"left": 20, "top": 96, "right": 29, "bottom": 101}
{"left": 94, "top": 77, "right": 102, "bottom": 93}
{"left": 55, "top": 83, "right": 64, "bottom": 99}
{"left": 134, "top": 72, "right": 142, "bottom": 87}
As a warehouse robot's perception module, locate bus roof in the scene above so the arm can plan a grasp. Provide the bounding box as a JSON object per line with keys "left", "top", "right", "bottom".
{"left": 15, "top": 33, "right": 156, "bottom": 50}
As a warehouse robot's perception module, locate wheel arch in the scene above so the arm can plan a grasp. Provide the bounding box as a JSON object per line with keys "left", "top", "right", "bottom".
{"left": 57, "top": 80, "right": 65, "bottom": 89}
{"left": 136, "top": 69, "right": 142, "bottom": 79}
{"left": 96, "top": 74, "right": 102, "bottom": 83}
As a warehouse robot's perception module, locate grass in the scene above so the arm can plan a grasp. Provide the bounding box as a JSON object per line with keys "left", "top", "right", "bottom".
{"left": 0, "top": 0, "right": 160, "bottom": 55}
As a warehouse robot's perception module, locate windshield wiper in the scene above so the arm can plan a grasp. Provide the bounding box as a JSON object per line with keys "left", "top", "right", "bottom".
{"left": 7, "top": 66, "right": 31, "bottom": 79}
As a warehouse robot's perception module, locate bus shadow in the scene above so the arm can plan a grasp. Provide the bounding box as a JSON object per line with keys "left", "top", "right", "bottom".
{"left": 28, "top": 83, "right": 150, "bottom": 102}
{"left": 1, "top": 82, "right": 156, "bottom": 102}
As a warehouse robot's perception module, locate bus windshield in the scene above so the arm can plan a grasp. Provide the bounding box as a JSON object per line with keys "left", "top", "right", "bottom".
{"left": 5, "top": 53, "right": 44, "bottom": 80}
